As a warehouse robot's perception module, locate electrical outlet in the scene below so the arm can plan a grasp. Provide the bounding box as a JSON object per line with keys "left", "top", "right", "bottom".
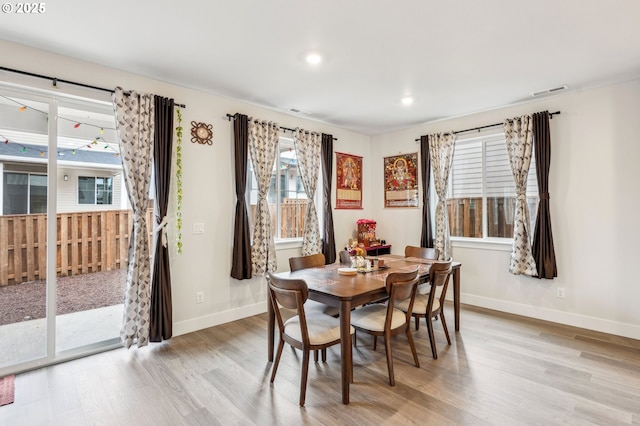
{"left": 196, "top": 291, "right": 204, "bottom": 303}
{"left": 193, "top": 223, "right": 204, "bottom": 234}
{"left": 556, "top": 287, "right": 565, "bottom": 298}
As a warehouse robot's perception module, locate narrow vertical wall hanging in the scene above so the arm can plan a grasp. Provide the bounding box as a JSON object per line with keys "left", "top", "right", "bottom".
{"left": 336, "top": 152, "right": 362, "bottom": 209}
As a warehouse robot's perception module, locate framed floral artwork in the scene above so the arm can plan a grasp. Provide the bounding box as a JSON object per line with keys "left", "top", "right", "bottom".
{"left": 336, "top": 152, "right": 362, "bottom": 209}
{"left": 384, "top": 152, "right": 419, "bottom": 208}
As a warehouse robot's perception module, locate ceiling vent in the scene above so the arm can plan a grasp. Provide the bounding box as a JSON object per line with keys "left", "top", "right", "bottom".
{"left": 289, "top": 108, "right": 312, "bottom": 116}
{"left": 530, "top": 85, "right": 568, "bottom": 97}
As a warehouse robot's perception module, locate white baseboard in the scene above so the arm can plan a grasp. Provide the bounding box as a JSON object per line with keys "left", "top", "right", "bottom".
{"left": 462, "top": 293, "right": 640, "bottom": 340}
{"left": 172, "top": 301, "right": 268, "bottom": 337}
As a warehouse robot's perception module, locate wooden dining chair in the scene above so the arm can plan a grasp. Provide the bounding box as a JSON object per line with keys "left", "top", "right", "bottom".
{"left": 289, "top": 253, "right": 340, "bottom": 361}
{"left": 350, "top": 266, "right": 420, "bottom": 386}
{"left": 289, "top": 253, "right": 326, "bottom": 271}
{"left": 404, "top": 245, "right": 440, "bottom": 328}
{"left": 396, "top": 260, "right": 452, "bottom": 359}
{"left": 404, "top": 245, "right": 439, "bottom": 261}
{"left": 289, "top": 253, "right": 339, "bottom": 317}
{"left": 267, "top": 272, "right": 353, "bottom": 406}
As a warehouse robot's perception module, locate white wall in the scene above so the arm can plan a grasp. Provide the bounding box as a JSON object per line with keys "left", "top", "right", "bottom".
{"left": 57, "top": 167, "right": 124, "bottom": 213}
{"left": 371, "top": 79, "right": 640, "bottom": 339}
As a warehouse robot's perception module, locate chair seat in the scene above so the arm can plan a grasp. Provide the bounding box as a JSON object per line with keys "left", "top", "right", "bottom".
{"left": 284, "top": 311, "right": 353, "bottom": 345}
{"left": 306, "top": 300, "right": 340, "bottom": 317}
{"left": 395, "top": 294, "right": 440, "bottom": 314}
{"left": 351, "top": 304, "right": 407, "bottom": 332}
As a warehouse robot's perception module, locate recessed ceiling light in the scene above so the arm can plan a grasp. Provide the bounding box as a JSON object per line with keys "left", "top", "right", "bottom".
{"left": 401, "top": 96, "right": 414, "bottom": 106}
{"left": 305, "top": 52, "right": 323, "bottom": 65}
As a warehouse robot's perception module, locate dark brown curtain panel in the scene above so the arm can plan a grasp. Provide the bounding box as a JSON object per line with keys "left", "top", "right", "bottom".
{"left": 231, "top": 113, "right": 252, "bottom": 279}
{"left": 149, "top": 96, "right": 174, "bottom": 342}
{"left": 532, "top": 111, "right": 558, "bottom": 279}
{"left": 419, "top": 135, "right": 434, "bottom": 248}
{"left": 321, "top": 133, "right": 337, "bottom": 264}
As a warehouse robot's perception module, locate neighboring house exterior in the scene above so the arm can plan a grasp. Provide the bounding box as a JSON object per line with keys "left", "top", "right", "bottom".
{"left": 0, "top": 141, "right": 127, "bottom": 214}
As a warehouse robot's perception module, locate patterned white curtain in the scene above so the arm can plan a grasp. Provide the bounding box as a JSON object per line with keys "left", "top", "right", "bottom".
{"left": 248, "top": 119, "right": 279, "bottom": 275}
{"left": 429, "top": 132, "right": 456, "bottom": 260}
{"left": 293, "top": 129, "right": 322, "bottom": 255}
{"left": 113, "top": 87, "right": 154, "bottom": 348}
{"left": 504, "top": 116, "right": 538, "bottom": 276}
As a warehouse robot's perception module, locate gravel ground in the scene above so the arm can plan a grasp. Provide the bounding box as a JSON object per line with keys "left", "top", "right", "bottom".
{"left": 0, "top": 269, "right": 126, "bottom": 326}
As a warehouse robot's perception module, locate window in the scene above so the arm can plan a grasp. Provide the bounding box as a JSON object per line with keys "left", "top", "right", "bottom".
{"left": 448, "top": 133, "right": 538, "bottom": 240}
{"left": 78, "top": 176, "right": 113, "bottom": 205}
{"left": 247, "top": 137, "right": 320, "bottom": 241}
{"left": 2, "top": 172, "right": 47, "bottom": 214}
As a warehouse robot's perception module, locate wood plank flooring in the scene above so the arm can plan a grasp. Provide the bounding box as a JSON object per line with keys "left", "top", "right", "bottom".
{"left": 1, "top": 304, "right": 639, "bottom": 425}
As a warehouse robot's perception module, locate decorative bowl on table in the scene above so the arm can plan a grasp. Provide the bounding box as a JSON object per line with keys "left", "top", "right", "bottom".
{"left": 338, "top": 267, "right": 357, "bottom": 276}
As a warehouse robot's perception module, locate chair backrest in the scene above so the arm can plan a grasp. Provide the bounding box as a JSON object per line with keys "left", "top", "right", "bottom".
{"left": 405, "top": 245, "right": 439, "bottom": 260}
{"left": 426, "top": 260, "right": 453, "bottom": 312}
{"left": 429, "top": 260, "right": 452, "bottom": 290}
{"left": 267, "top": 272, "right": 309, "bottom": 310}
{"left": 385, "top": 266, "right": 420, "bottom": 327}
{"left": 339, "top": 250, "right": 352, "bottom": 265}
{"left": 267, "top": 272, "right": 311, "bottom": 341}
{"left": 289, "top": 253, "right": 325, "bottom": 272}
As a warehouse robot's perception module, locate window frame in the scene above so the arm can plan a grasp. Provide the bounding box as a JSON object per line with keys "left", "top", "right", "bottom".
{"left": 2, "top": 171, "right": 48, "bottom": 214}
{"left": 446, "top": 131, "right": 538, "bottom": 248}
{"left": 246, "top": 135, "right": 323, "bottom": 248}
{"left": 77, "top": 175, "right": 114, "bottom": 206}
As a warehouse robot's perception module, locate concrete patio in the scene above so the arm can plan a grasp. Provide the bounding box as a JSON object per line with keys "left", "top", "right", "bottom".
{"left": 0, "top": 304, "right": 123, "bottom": 368}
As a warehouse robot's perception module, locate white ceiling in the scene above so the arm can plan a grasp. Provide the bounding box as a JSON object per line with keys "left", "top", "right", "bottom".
{"left": 1, "top": 0, "right": 639, "bottom": 135}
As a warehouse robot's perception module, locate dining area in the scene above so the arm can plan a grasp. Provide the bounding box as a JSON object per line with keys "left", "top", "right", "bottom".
{"left": 266, "top": 247, "right": 462, "bottom": 406}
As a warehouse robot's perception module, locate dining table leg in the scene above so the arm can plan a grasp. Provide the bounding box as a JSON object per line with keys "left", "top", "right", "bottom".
{"left": 453, "top": 267, "right": 460, "bottom": 331}
{"left": 339, "top": 300, "right": 352, "bottom": 404}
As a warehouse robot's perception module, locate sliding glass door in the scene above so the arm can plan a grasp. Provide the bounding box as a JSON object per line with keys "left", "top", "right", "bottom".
{"left": 0, "top": 85, "right": 124, "bottom": 376}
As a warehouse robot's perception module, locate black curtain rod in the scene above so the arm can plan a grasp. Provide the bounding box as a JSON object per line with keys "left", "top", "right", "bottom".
{"left": 226, "top": 113, "right": 337, "bottom": 140}
{"left": 414, "top": 111, "right": 561, "bottom": 141}
{"left": 0, "top": 66, "right": 186, "bottom": 108}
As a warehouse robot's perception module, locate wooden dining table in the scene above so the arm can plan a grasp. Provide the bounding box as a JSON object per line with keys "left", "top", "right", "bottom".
{"left": 267, "top": 254, "right": 462, "bottom": 404}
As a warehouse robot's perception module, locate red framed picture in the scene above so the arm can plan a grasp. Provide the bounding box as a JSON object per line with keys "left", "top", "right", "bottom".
{"left": 336, "top": 152, "right": 362, "bottom": 209}
{"left": 384, "top": 152, "right": 419, "bottom": 208}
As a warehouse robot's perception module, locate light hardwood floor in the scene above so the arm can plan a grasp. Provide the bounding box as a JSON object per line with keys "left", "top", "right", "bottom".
{"left": 1, "top": 304, "right": 639, "bottom": 425}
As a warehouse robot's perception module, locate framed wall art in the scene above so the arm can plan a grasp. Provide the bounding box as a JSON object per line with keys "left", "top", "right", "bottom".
{"left": 336, "top": 152, "right": 362, "bottom": 209}
{"left": 384, "top": 152, "right": 419, "bottom": 208}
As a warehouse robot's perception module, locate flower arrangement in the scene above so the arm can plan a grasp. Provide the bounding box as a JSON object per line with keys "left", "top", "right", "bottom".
{"left": 348, "top": 246, "right": 366, "bottom": 257}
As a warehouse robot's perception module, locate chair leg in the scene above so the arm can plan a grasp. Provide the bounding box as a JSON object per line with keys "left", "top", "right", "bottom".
{"left": 406, "top": 327, "right": 420, "bottom": 368}
{"left": 353, "top": 330, "right": 357, "bottom": 347}
{"left": 384, "top": 333, "right": 395, "bottom": 386}
{"left": 271, "top": 339, "right": 285, "bottom": 383}
{"left": 414, "top": 315, "right": 420, "bottom": 331}
{"left": 322, "top": 348, "right": 327, "bottom": 362}
{"left": 314, "top": 350, "right": 319, "bottom": 362}
{"left": 299, "top": 349, "right": 310, "bottom": 406}
{"left": 373, "top": 335, "right": 377, "bottom": 351}
{"left": 440, "top": 312, "right": 451, "bottom": 345}
{"left": 426, "top": 316, "right": 438, "bottom": 360}
{"left": 350, "top": 340, "right": 354, "bottom": 383}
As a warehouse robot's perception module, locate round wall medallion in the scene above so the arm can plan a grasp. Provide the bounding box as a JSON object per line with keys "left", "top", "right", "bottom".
{"left": 191, "top": 121, "right": 213, "bottom": 145}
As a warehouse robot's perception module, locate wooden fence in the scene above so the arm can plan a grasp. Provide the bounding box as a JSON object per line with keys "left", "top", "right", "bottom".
{"left": 0, "top": 209, "right": 153, "bottom": 287}
{"left": 249, "top": 198, "right": 309, "bottom": 239}
{"left": 447, "top": 197, "right": 539, "bottom": 238}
